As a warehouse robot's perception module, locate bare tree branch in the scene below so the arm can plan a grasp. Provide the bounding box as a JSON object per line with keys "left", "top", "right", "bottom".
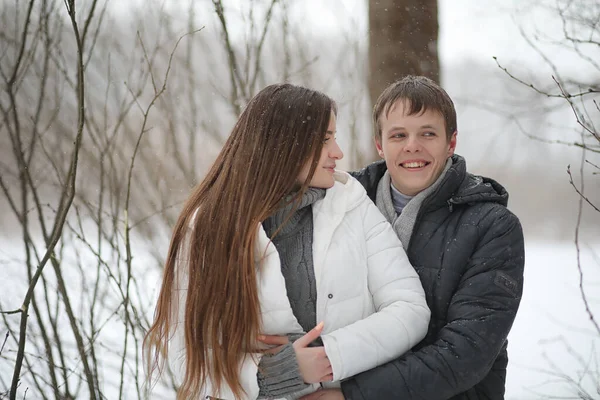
{"left": 249, "top": 0, "right": 279, "bottom": 92}
{"left": 9, "top": 1, "right": 93, "bottom": 398}
{"left": 568, "top": 162, "right": 600, "bottom": 336}
{"left": 567, "top": 166, "right": 600, "bottom": 213}
{"left": 511, "top": 116, "right": 600, "bottom": 153}
{"left": 119, "top": 27, "right": 203, "bottom": 400}
{"left": 494, "top": 57, "right": 599, "bottom": 99}
{"left": 212, "top": 0, "right": 244, "bottom": 114}
{"left": 553, "top": 76, "right": 600, "bottom": 142}
{"left": 0, "top": 332, "right": 8, "bottom": 357}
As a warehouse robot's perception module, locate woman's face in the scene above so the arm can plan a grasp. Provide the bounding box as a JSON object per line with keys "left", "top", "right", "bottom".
{"left": 297, "top": 111, "right": 344, "bottom": 189}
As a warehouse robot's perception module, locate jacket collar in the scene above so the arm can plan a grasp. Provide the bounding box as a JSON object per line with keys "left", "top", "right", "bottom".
{"left": 352, "top": 155, "right": 509, "bottom": 213}
{"left": 256, "top": 170, "right": 368, "bottom": 264}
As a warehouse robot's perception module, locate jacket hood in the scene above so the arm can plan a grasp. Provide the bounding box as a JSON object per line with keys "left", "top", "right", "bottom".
{"left": 450, "top": 173, "right": 508, "bottom": 207}
{"left": 434, "top": 155, "right": 508, "bottom": 209}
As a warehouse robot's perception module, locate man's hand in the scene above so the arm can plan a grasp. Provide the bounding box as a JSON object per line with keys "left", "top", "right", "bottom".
{"left": 259, "top": 322, "right": 332, "bottom": 384}
{"left": 300, "top": 388, "right": 344, "bottom": 400}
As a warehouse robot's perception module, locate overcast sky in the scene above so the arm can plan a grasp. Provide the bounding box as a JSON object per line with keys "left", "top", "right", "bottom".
{"left": 112, "top": 0, "right": 581, "bottom": 74}
{"left": 278, "top": 0, "right": 582, "bottom": 72}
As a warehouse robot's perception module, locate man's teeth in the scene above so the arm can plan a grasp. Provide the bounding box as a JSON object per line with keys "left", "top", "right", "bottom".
{"left": 402, "top": 162, "right": 426, "bottom": 168}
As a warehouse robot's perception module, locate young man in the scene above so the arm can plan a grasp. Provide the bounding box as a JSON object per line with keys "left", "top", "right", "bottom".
{"left": 303, "top": 76, "right": 525, "bottom": 399}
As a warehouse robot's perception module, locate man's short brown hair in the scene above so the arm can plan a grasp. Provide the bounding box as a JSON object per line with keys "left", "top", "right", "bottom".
{"left": 373, "top": 75, "right": 457, "bottom": 142}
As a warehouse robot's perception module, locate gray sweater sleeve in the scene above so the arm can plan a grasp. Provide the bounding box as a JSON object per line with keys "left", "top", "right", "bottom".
{"left": 258, "top": 334, "right": 308, "bottom": 398}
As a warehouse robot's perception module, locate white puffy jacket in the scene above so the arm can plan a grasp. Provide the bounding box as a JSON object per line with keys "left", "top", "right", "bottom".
{"left": 168, "top": 171, "right": 430, "bottom": 399}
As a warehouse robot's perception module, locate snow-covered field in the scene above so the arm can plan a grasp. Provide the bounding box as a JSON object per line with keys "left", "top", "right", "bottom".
{"left": 506, "top": 241, "right": 599, "bottom": 399}
{"left": 2, "top": 237, "right": 598, "bottom": 399}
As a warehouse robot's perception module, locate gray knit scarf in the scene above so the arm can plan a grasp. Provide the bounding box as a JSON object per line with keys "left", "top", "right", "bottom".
{"left": 257, "top": 188, "right": 327, "bottom": 399}
{"left": 262, "top": 187, "right": 326, "bottom": 333}
{"left": 376, "top": 158, "right": 452, "bottom": 250}
{"left": 263, "top": 188, "right": 326, "bottom": 237}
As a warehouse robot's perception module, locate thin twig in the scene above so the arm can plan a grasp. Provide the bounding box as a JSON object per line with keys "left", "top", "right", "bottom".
{"left": 511, "top": 116, "right": 600, "bottom": 154}
{"left": 129, "top": 201, "right": 185, "bottom": 230}
{"left": 118, "top": 27, "right": 203, "bottom": 399}
{"left": 0, "top": 331, "right": 9, "bottom": 356}
{"left": 568, "top": 161, "right": 600, "bottom": 337}
{"left": 137, "top": 31, "right": 158, "bottom": 94}
{"left": 212, "top": 0, "right": 243, "bottom": 114}
{"left": 494, "top": 57, "right": 598, "bottom": 99}
{"left": 567, "top": 166, "right": 600, "bottom": 213}
{"left": 248, "top": 0, "right": 279, "bottom": 92}
{"left": 0, "top": 310, "right": 23, "bottom": 315}
{"left": 585, "top": 159, "right": 599, "bottom": 170}
{"left": 553, "top": 75, "right": 600, "bottom": 142}
{"left": 7, "top": 0, "right": 35, "bottom": 88}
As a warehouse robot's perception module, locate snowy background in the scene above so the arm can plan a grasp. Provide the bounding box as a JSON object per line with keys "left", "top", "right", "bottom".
{"left": 1, "top": 0, "right": 599, "bottom": 399}
{"left": 443, "top": 2, "right": 600, "bottom": 398}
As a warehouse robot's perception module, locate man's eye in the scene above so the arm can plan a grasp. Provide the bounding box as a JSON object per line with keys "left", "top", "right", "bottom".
{"left": 423, "top": 132, "right": 435, "bottom": 137}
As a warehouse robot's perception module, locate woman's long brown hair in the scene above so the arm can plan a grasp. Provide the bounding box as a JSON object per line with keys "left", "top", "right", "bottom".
{"left": 143, "top": 84, "right": 336, "bottom": 399}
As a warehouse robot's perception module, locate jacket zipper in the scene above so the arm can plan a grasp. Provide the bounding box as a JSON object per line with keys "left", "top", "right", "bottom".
{"left": 447, "top": 199, "right": 455, "bottom": 213}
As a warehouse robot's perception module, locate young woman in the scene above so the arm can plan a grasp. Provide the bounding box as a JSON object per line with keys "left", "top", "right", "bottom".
{"left": 144, "top": 84, "right": 430, "bottom": 400}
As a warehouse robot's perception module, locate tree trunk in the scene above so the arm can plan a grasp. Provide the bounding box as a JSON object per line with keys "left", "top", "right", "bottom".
{"left": 367, "top": 0, "right": 439, "bottom": 163}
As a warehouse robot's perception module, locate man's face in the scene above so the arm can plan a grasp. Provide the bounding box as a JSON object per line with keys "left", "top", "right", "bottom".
{"left": 376, "top": 100, "right": 457, "bottom": 196}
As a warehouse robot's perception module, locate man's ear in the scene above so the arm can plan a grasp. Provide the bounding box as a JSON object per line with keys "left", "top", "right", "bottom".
{"left": 447, "top": 131, "right": 457, "bottom": 156}
{"left": 375, "top": 138, "right": 385, "bottom": 158}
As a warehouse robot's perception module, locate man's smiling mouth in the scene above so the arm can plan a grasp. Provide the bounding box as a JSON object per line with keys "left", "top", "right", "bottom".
{"left": 400, "top": 161, "right": 430, "bottom": 169}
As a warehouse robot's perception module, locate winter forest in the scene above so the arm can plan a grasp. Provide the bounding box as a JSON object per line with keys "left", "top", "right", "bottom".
{"left": 0, "top": 0, "right": 599, "bottom": 399}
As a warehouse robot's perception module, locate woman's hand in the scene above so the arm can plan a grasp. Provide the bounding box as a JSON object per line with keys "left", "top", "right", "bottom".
{"left": 259, "top": 322, "right": 333, "bottom": 383}
{"left": 293, "top": 322, "right": 332, "bottom": 383}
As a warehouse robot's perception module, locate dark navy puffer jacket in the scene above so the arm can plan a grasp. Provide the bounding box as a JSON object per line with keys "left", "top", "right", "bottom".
{"left": 341, "top": 155, "right": 525, "bottom": 400}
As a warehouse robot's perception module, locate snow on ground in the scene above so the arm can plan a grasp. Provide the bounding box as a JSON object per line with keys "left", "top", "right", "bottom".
{"left": 506, "top": 240, "right": 600, "bottom": 399}
{"left": 1, "top": 237, "right": 598, "bottom": 398}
